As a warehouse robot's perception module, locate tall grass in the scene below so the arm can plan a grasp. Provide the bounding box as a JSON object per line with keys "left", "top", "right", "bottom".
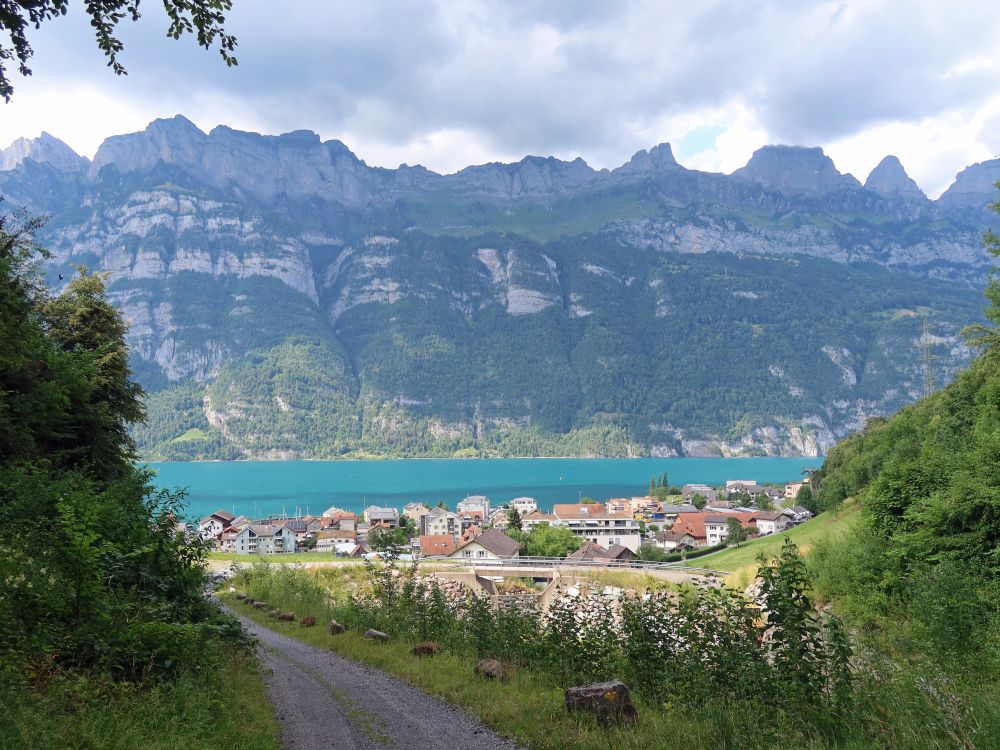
{"left": 230, "top": 544, "right": 999, "bottom": 750}
{"left": 0, "top": 653, "right": 279, "bottom": 750}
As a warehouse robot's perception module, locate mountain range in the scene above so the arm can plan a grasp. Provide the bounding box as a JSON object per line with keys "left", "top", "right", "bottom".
{"left": 1, "top": 115, "right": 997, "bottom": 459}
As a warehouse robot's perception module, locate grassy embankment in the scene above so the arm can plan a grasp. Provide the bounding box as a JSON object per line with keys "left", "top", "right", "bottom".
{"left": 695, "top": 500, "right": 862, "bottom": 587}
{"left": 222, "top": 548, "right": 996, "bottom": 750}
{"left": 224, "top": 595, "right": 789, "bottom": 750}
{"left": 0, "top": 654, "right": 279, "bottom": 750}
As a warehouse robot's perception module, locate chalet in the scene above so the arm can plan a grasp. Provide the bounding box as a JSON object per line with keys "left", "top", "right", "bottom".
{"left": 198, "top": 509, "right": 235, "bottom": 541}
{"left": 234, "top": 524, "right": 295, "bottom": 554}
{"left": 754, "top": 510, "right": 792, "bottom": 536}
{"left": 567, "top": 540, "right": 637, "bottom": 562}
{"left": 321, "top": 511, "right": 357, "bottom": 531}
{"left": 654, "top": 528, "right": 697, "bottom": 551}
{"left": 314, "top": 529, "right": 358, "bottom": 553}
{"left": 333, "top": 542, "right": 364, "bottom": 557}
{"left": 449, "top": 528, "right": 521, "bottom": 560}
{"left": 418, "top": 535, "right": 457, "bottom": 557}
{"left": 670, "top": 513, "right": 709, "bottom": 547}
{"left": 219, "top": 528, "right": 239, "bottom": 553}
{"left": 459, "top": 524, "right": 483, "bottom": 544}
{"left": 787, "top": 506, "right": 814, "bottom": 522}
{"left": 489, "top": 507, "right": 511, "bottom": 529}
{"left": 682, "top": 484, "right": 719, "bottom": 504}
{"left": 364, "top": 506, "right": 400, "bottom": 528}
{"left": 704, "top": 512, "right": 757, "bottom": 546}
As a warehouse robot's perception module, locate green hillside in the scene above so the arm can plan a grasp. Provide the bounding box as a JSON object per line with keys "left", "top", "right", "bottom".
{"left": 697, "top": 500, "right": 861, "bottom": 584}
{"left": 132, "top": 237, "right": 981, "bottom": 460}
{"left": 803, "top": 194, "right": 1000, "bottom": 666}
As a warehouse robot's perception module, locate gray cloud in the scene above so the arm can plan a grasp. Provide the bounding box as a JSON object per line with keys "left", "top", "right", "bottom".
{"left": 10, "top": 0, "right": 1000, "bottom": 185}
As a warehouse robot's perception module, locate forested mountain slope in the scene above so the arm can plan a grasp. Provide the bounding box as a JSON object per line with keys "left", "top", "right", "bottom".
{"left": 1, "top": 117, "right": 997, "bottom": 458}
{"left": 807, "top": 193, "right": 1000, "bottom": 659}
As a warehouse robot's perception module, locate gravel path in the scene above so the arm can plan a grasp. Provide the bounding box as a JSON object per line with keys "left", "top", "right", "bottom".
{"left": 230, "top": 609, "right": 522, "bottom": 750}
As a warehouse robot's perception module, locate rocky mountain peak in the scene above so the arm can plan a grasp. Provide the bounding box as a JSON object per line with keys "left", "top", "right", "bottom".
{"left": 864, "top": 156, "right": 926, "bottom": 201}
{"left": 937, "top": 158, "right": 1000, "bottom": 209}
{"left": 1, "top": 132, "right": 88, "bottom": 173}
{"left": 448, "top": 154, "right": 598, "bottom": 198}
{"left": 733, "top": 145, "right": 861, "bottom": 197}
{"left": 614, "top": 142, "right": 680, "bottom": 176}
{"left": 91, "top": 115, "right": 207, "bottom": 178}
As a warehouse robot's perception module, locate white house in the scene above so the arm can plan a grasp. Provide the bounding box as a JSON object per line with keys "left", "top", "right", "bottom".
{"left": 520, "top": 512, "right": 558, "bottom": 532}
{"left": 449, "top": 528, "right": 520, "bottom": 561}
{"left": 457, "top": 495, "right": 490, "bottom": 518}
{"left": 704, "top": 513, "right": 757, "bottom": 545}
{"left": 402, "top": 502, "right": 430, "bottom": 522}
{"left": 315, "top": 529, "right": 358, "bottom": 552}
{"left": 754, "top": 510, "right": 792, "bottom": 536}
{"left": 198, "top": 509, "right": 235, "bottom": 541}
{"left": 654, "top": 528, "right": 697, "bottom": 551}
{"left": 786, "top": 506, "right": 814, "bottom": 522}
{"left": 234, "top": 524, "right": 295, "bottom": 554}
{"left": 419, "top": 506, "right": 462, "bottom": 539}
{"left": 509, "top": 497, "right": 538, "bottom": 515}
{"left": 553, "top": 510, "right": 643, "bottom": 553}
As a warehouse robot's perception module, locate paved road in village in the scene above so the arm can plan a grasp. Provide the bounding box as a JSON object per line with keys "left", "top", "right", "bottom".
{"left": 229, "top": 608, "right": 522, "bottom": 750}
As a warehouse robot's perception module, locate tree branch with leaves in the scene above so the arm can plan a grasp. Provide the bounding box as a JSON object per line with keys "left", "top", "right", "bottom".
{"left": 0, "top": 0, "right": 237, "bottom": 101}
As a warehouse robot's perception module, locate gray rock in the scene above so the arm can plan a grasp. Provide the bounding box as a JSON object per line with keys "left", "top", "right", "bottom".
{"left": 278, "top": 612, "right": 295, "bottom": 622}
{"left": 565, "top": 681, "right": 637, "bottom": 724}
{"left": 327, "top": 619, "right": 346, "bottom": 635}
{"left": 363, "top": 628, "right": 390, "bottom": 642}
{"left": 411, "top": 641, "right": 442, "bottom": 657}
{"left": 473, "top": 658, "right": 507, "bottom": 681}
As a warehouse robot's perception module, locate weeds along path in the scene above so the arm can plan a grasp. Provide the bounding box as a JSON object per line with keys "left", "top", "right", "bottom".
{"left": 228, "top": 607, "right": 522, "bottom": 750}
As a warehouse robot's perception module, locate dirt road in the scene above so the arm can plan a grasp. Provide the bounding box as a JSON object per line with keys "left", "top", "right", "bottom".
{"left": 231, "top": 609, "right": 522, "bottom": 750}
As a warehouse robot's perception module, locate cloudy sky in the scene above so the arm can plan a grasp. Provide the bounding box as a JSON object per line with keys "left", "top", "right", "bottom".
{"left": 2, "top": 0, "right": 998, "bottom": 196}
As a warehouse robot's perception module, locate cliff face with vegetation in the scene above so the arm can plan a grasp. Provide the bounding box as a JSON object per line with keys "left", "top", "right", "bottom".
{"left": 1, "top": 116, "right": 997, "bottom": 459}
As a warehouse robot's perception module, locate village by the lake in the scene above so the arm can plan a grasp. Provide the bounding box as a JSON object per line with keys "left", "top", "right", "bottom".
{"left": 195, "top": 476, "right": 814, "bottom": 564}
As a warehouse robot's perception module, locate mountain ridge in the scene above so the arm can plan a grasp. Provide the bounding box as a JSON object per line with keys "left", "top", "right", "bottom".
{"left": 0, "top": 116, "right": 996, "bottom": 460}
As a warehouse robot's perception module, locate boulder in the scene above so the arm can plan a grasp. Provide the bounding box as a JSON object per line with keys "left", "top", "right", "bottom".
{"left": 268, "top": 608, "right": 281, "bottom": 618}
{"left": 473, "top": 658, "right": 507, "bottom": 682}
{"left": 327, "top": 619, "right": 345, "bottom": 635}
{"left": 300, "top": 616, "right": 316, "bottom": 627}
{"left": 565, "top": 681, "right": 637, "bottom": 724}
{"left": 278, "top": 612, "right": 295, "bottom": 622}
{"left": 363, "top": 629, "right": 390, "bottom": 642}
{"left": 252, "top": 601, "right": 267, "bottom": 610}
{"left": 411, "top": 641, "right": 442, "bottom": 657}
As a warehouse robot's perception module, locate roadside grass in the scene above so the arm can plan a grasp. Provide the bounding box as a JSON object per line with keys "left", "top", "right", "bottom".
{"left": 225, "top": 595, "right": 808, "bottom": 750}
{"left": 0, "top": 653, "right": 279, "bottom": 750}
{"left": 695, "top": 501, "right": 862, "bottom": 587}
{"left": 210, "top": 550, "right": 345, "bottom": 562}
{"left": 570, "top": 568, "right": 681, "bottom": 592}
{"left": 225, "top": 590, "right": 998, "bottom": 750}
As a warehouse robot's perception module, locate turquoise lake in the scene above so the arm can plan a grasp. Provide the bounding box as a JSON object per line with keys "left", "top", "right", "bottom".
{"left": 146, "top": 457, "right": 819, "bottom": 521}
